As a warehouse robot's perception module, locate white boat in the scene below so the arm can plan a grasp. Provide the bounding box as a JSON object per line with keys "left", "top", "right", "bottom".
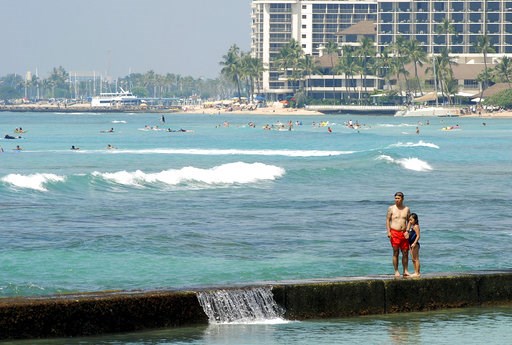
{"left": 91, "top": 88, "right": 139, "bottom": 107}
{"left": 394, "top": 106, "right": 459, "bottom": 117}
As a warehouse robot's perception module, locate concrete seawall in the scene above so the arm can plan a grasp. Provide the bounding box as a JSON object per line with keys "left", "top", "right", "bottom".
{"left": 1, "top": 270, "right": 511, "bottom": 340}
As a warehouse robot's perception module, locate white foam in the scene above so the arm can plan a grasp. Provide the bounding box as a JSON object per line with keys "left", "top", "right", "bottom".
{"left": 388, "top": 140, "right": 440, "bottom": 149}
{"left": 377, "top": 123, "right": 416, "bottom": 128}
{"left": 377, "top": 155, "right": 433, "bottom": 172}
{"left": 1, "top": 173, "right": 66, "bottom": 191}
{"left": 100, "top": 148, "right": 353, "bottom": 157}
{"left": 92, "top": 162, "right": 286, "bottom": 187}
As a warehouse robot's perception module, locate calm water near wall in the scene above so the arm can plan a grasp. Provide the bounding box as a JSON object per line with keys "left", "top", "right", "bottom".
{"left": 4, "top": 305, "right": 512, "bottom": 344}
{"left": 1, "top": 111, "right": 511, "bottom": 342}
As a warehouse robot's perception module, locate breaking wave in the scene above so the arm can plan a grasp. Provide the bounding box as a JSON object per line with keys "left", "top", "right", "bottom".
{"left": 92, "top": 162, "right": 285, "bottom": 187}
{"left": 376, "top": 155, "right": 433, "bottom": 172}
{"left": 1, "top": 173, "right": 66, "bottom": 191}
{"left": 1, "top": 163, "right": 285, "bottom": 192}
{"left": 388, "top": 140, "right": 440, "bottom": 149}
{"left": 99, "top": 148, "right": 354, "bottom": 157}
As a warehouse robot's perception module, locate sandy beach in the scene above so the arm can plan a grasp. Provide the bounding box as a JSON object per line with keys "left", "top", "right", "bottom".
{"left": 2, "top": 102, "right": 512, "bottom": 117}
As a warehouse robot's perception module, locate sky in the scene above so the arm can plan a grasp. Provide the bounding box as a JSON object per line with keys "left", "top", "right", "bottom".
{"left": 0, "top": 0, "right": 251, "bottom": 79}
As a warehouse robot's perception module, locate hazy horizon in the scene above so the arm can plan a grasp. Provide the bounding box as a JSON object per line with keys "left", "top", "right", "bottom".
{"left": 0, "top": 0, "right": 251, "bottom": 80}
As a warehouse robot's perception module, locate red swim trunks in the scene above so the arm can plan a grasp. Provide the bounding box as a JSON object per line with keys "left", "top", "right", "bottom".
{"left": 390, "top": 229, "right": 410, "bottom": 250}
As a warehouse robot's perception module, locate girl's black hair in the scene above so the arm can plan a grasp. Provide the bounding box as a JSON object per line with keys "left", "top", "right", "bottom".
{"left": 410, "top": 213, "right": 419, "bottom": 225}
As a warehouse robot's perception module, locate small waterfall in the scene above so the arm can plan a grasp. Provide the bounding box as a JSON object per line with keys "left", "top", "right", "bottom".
{"left": 197, "top": 286, "right": 286, "bottom": 324}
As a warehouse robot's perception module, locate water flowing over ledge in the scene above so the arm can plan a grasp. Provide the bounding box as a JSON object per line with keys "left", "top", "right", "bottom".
{"left": 1, "top": 270, "right": 511, "bottom": 340}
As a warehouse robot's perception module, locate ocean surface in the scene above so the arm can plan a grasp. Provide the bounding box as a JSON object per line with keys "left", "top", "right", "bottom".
{"left": 1, "top": 111, "right": 511, "bottom": 343}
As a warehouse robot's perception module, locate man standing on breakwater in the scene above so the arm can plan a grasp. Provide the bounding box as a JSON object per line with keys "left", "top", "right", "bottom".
{"left": 386, "top": 192, "right": 411, "bottom": 277}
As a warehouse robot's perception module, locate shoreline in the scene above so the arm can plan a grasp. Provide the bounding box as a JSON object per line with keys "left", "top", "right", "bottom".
{"left": 0, "top": 104, "right": 325, "bottom": 116}
{"left": 2, "top": 104, "right": 512, "bottom": 117}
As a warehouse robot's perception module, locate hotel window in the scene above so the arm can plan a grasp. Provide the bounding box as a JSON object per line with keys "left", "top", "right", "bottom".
{"left": 451, "top": 2, "right": 464, "bottom": 12}
{"left": 327, "top": 4, "right": 338, "bottom": 14}
{"left": 488, "top": 2, "right": 500, "bottom": 12}
{"left": 302, "top": 15, "right": 307, "bottom": 19}
{"left": 380, "top": 35, "right": 392, "bottom": 45}
{"left": 416, "top": 24, "right": 428, "bottom": 34}
{"left": 302, "top": 5, "right": 306, "bottom": 10}
{"left": 489, "top": 35, "right": 500, "bottom": 46}
{"left": 398, "top": 13, "right": 411, "bottom": 23}
{"left": 469, "top": 3, "right": 482, "bottom": 12}
{"left": 302, "top": 34, "right": 307, "bottom": 39}
{"left": 469, "top": 13, "right": 481, "bottom": 23}
{"left": 434, "top": 35, "right": 446, "bottom": 45}
{"left": 381, "top": 13, "right": 393, "bottom": 23}
{"left": 380, "top": 24, "right": 392, "bottom": 34}
{"left": 302, "top": 25, "right": 307, "bottom": 29}
{"left": 398, "top": 2, "right": 411, "bottom": 12}
{"left": 417, "top": 36, "right": 428, "bottom": 45}
{"left": 381, "top": 3, "right": 393, "bottom": 12}
{"left": 433, "top": 2, "right": 445, "bottom": 12}
{"left": 469, "top": 24, "right": 482, "bottom": 34}
{"left": 340, "top": 4, "right": 353, "bottom": 13}
{"left": 434, "top": 13, "right": 446, "bottom": 23}
{"left": 415, "top": 1, "right": 428, "bottom": 12}
{"left": 452, "top": 13, "right": 464, "bottom": 23}
{"left": 452, "top": 46, "right": 463, "bottom": 54}
{"left": 488, "top": 24, "right": 500, "bottom": 34}
{"left": 354, "top": 4, "right": 368, "bottom": 14}
{"left": 488, "top": 13, "right": 500, "bottom": 23}
{"left": 398, "top": 24, "right": 410, "bottom": 34}
{"left": 416, "top": 13, "right": 428, "bottom": 23}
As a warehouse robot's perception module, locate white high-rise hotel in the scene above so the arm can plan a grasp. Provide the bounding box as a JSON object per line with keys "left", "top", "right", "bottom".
{"left": 251, "top": 0, "right": 512, "bottom": 100}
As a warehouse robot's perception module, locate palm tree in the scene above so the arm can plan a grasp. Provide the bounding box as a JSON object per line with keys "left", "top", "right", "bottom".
{"left": 299, "top": 54, "right": 321, "bottom": 97}
{"left": 244, "top": 55, "right": 266, "bottom": 101}
{"left": 375, "top": 46, "right": 395, "bottom": 94}
{"left": 220, "top": 44, "right": 243, "bottom": 102}
{"left": 436, "top": 18, "right": 457, "bottom": 53}
{"left": 275, "top": 39, "right": 304, "bottom": 94}
{"left": 355, "top": 37, "right": 376, "bottom": 101}
{"left": 473, "top": 35, "right": 496, "bottom": 101}
{"left": 427, "top": 48, "right": 458, "bottom": 105}
{"left": 335, "top": 46, "right": 361, "bottom": 103}
{"left": 239, "top": 53, "right": 266, "bottom": 102}
{"left": 406, "top": 39, "right": 428, "bottom": 96}
{"left": 393, "top": 36, "right": 412, "bottom": 100}
{"left": 492, "top": 56, "right": 512, "bottom": 87}
{"left": 324, "top": 41, "right": 339, "bottom": 101}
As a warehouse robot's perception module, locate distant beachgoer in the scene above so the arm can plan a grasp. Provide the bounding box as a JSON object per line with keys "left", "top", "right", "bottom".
{"left": 328, "top": 126, "right": 332, "bottom": 133}
{"left": 386, "top": 192, "right": 411, "bottom": 277}
{"left": 416, "top": 126, "right": 420, "bottom": 135}
{"left": 108, "top": 128, "right": 114, "bottom": 133}
{"left": 406, "top": 213, "right": 421, "bottom": 277}
{"left": 161, "top": 115, "right": 166, "bottom": 123}
{"left": 5, "top": 134, "right": 20, "bottom": 139}
{"left": 71, "top": 145, "right": 80, "bottom": 150}
{"left": 14, "top": 145, "right": 22, "bottom": 151}
{"left": 106, "top": 144, "right": 116, "bottom": 149}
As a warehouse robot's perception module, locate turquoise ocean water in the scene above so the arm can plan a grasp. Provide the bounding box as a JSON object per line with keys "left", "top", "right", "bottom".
{"left": 1, "top": 111, "right": 511, "bottom": 343}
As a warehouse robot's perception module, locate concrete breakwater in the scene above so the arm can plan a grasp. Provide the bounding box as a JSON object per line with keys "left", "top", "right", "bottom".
{"left": 1, "top": 270, "right": 511, "bottom": 340}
